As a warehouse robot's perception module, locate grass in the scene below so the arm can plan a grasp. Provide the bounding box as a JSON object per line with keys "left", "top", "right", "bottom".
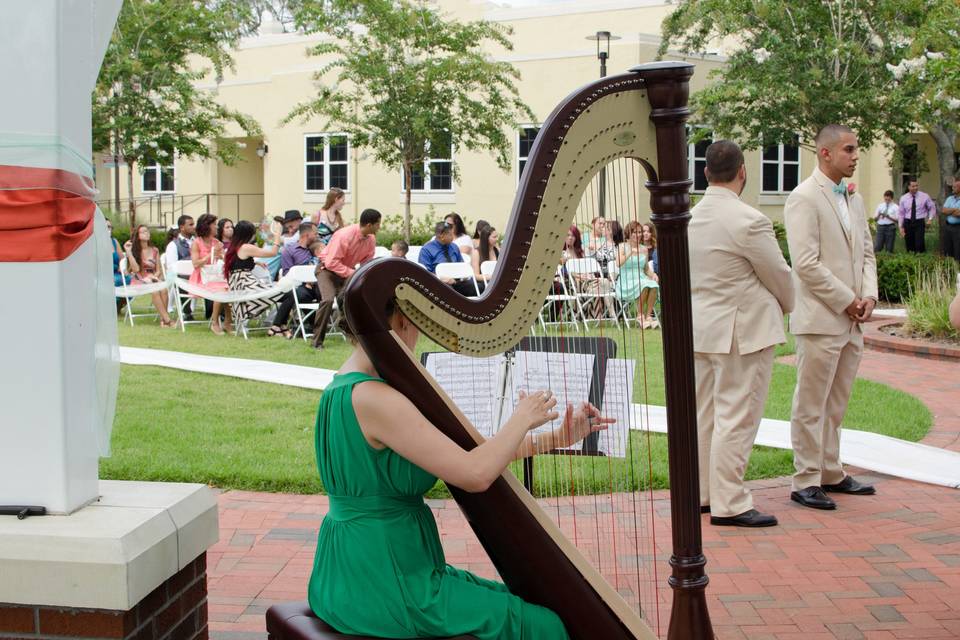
{"left": 108, "top": 317, "right": 931, "bottom": 497}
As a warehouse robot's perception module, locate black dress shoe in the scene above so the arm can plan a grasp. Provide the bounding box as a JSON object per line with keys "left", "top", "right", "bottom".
{"left": 791, "top": 486, "right": 836, "bottom": 510}
{"left": 823, "top": 476, "right": 876, "bottom": 495}
{"left": 700, "top": 505, "right": 711, "bottom": 514}
{"left": 710, "top": 509, "right": 778, "bottom": 528}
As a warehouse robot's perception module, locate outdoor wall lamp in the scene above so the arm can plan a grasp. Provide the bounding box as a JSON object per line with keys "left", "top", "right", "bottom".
{"left": 256, "top": 142, "right": 269, "bottom": 158}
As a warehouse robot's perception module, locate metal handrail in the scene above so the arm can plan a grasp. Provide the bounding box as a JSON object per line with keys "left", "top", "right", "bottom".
{"left": 96, "top": 192, "right": 265, "bottom": 228}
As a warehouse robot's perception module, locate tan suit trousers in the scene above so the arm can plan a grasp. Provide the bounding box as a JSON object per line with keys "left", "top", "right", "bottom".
{"left": 695, "top": 340, "right": 775, "bottom": 518}
{"left": 790, "top": 330, "right": 863, "bottom": 491}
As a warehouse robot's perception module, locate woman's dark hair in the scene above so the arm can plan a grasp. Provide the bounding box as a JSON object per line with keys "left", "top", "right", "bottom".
{"left": 217, "top": 218, "right": 233, "bottom": 242}
{"left": 445, "top": 212, "right": 467, "bottom": 237}
{"left": 196, "top": 213, "right": 218, "bottom": 239}
{"left": 131, "top": 224, "right": 154, "bottom": 272}
{"left": 472, "top": 219, "right": 490, "bottom": 239}
{"left": 608, "top": 220, "right": 624, "bottom": 245}
{"left": 223, "top": 220, "right": 256, "bottom": 277}
{"left": 478, "top": 226, "right": 499, "bottom": 262}
{"left": 335, "top": 281, "right": 397, "bottom": 343}
{"left": 566, "top": 225, "right": 583, "bottom": 258}
{"left": 164, "top": 227, "right": 179, "bottom": 248}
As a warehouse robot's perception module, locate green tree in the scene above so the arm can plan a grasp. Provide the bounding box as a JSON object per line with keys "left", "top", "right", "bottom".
{"left": 657, "top": 1, "right": 930, "bottom": 151}
{"left": 284, "top": 0, "right": 534, "bottom": 239}
{"left": 93, "top": 0, "right": 261, "bottom": 228}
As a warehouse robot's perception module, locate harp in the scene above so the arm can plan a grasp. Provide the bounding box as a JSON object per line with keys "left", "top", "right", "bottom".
{"left": 344, "top": 62, "right": 712, "bottom": 639}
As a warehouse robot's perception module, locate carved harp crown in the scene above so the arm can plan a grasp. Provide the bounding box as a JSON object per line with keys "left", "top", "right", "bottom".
{"left": 344, "top": 62, "right": 713, "bottom": 640}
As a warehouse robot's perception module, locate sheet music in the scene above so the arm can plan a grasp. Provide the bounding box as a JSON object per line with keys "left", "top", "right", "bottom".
{"left": 423, "top": 352, "right": 505, "bottom": 439}
{"left": 597, "top": 358, "right": 635, "bottom": 458}
{"left": 508, "top": 352, "right": 595, "bottom": 451}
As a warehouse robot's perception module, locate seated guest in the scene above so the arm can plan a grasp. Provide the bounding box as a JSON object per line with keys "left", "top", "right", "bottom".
{"left": 419, "top": 221, "right": 480, "bottom": 297}
{"left": 173, "top": 214, "right": 195, "bottom": 260}
{"left": 581, "top": 220, "right": 620, "bottom": 319}
{"left": 106, "top": 219, "right": 129, "bottom": 287}
{"left": 309, "top": 241, "right": 324, "bottom": 264}
{"left": 280, "top": 222, "right": 318, "bottom": 274}
{"left": 615, "top": 221, "right": 660, "bottom": 329}
{"left": 124, "top": 224, "right": 174, "bottom": 328}
{"left": 582, "top": 216, "right": 606, "bottom": 253}
{"left": 312, "top": 208, "right": 381, "bottom": 349}
{"left": 224, "top": 221, "right": 286, "bottom": 330}
{"left": 561, "top": 225, "right": 584, "bottom": 265}
{"left": 256, "top": 217, "right": 283, "bottom": 280}
{"left": 471, "top": 219, "right": 490, "bottom": 253}
{"left": 391, "top": 239, "right": 409, "bottom": 258}
{"left": 641, "top": 223, "right": 659, "bottom": 277}
{"left": 217, "top": 218, "right": 234, "bottom": 254}
{"left": 280, "top": 210, "right": 303, "bottom": 247}
{"left": 471, "top": 224, "right": 499, "bottom": 282}
{"left": 445, "top": 212, "right": 473, "bottom": 256}
{"left": 307, "top": 291, "right": 614, "bottom": 639}
{"left": 313, "top": 187, "right": 346, "bottom": 245}
{"left": 190, "top": 213, "right": 231, "bottom": 335}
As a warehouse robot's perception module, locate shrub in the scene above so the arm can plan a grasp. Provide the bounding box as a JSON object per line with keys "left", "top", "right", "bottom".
{"left": 377, "top": 212, "right": 441, "bottom": 247}
{"left": 904, "top": 263, "right": 960, "bottom": 340}
{"left": 111, "top": 227, "right": 170, "bottom": 251}
{"left": 876, "top": 252, "right": 953, "bottom": 302}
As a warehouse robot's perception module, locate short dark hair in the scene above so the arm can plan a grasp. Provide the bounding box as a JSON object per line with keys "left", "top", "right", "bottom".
{"left": 299, "top": 221, "right": 317, "bottom": 234}
{"left": 391, "top": 239, "right": 409, "bottom": 252}
{"left": 884, "top": 190, "right": 895, "bottom": 198}
{"left": 177, "top": 214, "right": 194, "bottom": 228}
{"left": 908, "top": 177, "right": 919, "bottom": 185}
{"left": 814, "top": 124, "right": 855, "bottom": 151}
{"left": 704, "top": 140, "right": 745, "bottom": 183}
{"left": 359, "top": 208, "right": 381, "bottom": 227}
{"left": 435, "top": 221, "right": 453, "bottom": 236}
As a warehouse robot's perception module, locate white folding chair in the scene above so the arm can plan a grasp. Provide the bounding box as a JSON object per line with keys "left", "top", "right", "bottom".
{"left": 172, "top": 259, "right": 208, "bottom": 331}
{"left": 285, "top": 265, "right": 320, "bottom": 342}
{"left": 479, "top": 260, "right": 497, "bottom": 286}
{"left": 406, "top": 245, "right": 422, "bottom": 264}
{"left": 374, "top": 245, "right": 391, "bottom": 259}
{"left": 436, "top": 262, "right": 481, "bottom": 297}
{"left": 115, "top": 258, "right": 172, "bottom": 326}
{"left": 564, "top": 257, "right": 620, "bottom": 328}
{"left": 537, "top": 265, "right": 582, "bottom": 333}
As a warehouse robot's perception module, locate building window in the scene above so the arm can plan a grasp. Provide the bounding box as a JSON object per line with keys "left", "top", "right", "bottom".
{"left": 142, "top": 157, "right": 175, "bottom": 193}
{"left": 518, "top": 125, "right": 540, "bottom": 180}
{"left": 688, "top": 133, "right": 713, "bottom": 192}
{"left": 761, "top": 137, "right": 800, "bottom": 193}
{"left": 305, "top": 134, "right": 350, "bottom": 192}
{"left": 899, "top": 143, "right": 920, "bottom": 194}
{"left": 403, "top": 132, "right": 453, "bottom": 192}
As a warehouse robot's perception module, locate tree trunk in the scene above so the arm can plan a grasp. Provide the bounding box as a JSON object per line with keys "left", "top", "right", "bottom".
{"left": 929, "top": 123, "right": 957, "bottom": 256}
{"left": 126, "top": 159, "right": 137, "bottom": 231}
{"left": 402, "top": 159, "right": 413, "bottom": 242}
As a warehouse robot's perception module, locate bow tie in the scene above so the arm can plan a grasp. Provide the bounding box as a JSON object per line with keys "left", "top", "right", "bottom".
{"left": 832, "top": 181, "right": 848, "bottom": 195}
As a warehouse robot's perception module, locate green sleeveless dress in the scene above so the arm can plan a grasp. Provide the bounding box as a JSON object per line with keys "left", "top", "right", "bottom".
{"left": 308, "top": 372, "right": 569, "bottom": 640}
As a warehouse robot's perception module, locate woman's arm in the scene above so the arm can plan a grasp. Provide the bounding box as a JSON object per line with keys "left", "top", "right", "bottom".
{"left": 124, "top": 243, "right": 140, "bottom": 273}
{"left": 513, "top": 401, "right": 612, "bottom": 458}
{"left": 354, "top": 383, "right": 558, "bottom": 493}
{"left": 238, "top": 232, "right": 281, "bottom": 259}
{"left": 190, "top": 239, "right": 204, "bottom": 268}
{"left": 471, "top": 250, "right": 482, "bottom": 280}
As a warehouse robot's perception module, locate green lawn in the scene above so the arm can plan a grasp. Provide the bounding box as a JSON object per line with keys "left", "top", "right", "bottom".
{"left": 106, "top": 319, "right": 931, "bottom": 496}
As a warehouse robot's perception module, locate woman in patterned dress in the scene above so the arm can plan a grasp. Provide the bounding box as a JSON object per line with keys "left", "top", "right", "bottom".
{"left": 223, "top": 220, "right": 286, "bottom": 329}
{"left": 124, "top": 224, "right": 174, "bottom": 327}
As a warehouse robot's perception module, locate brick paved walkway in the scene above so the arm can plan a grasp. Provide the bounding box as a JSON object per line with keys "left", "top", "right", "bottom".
{"left": 208, "top": 340, "right": 960, "bottom": 640}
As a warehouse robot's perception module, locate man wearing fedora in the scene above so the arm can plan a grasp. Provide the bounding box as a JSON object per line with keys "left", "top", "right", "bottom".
{"left": 279, "top": 210, "right": 304, "bottom": 247}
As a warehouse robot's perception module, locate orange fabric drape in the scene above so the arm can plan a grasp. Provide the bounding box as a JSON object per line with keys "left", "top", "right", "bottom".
{"left": 0, "top": 165, "right": 96, "bottom": 262}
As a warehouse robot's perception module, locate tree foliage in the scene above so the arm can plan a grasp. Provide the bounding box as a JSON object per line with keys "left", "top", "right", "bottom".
{"left": 284, "top": 0, "right": 534, "bottom": 238}
{"left": 93, "top": 0, "right": 261, "bottom": 227}
{"left": 658, "top": 0, "right": 933, "bottom": 150}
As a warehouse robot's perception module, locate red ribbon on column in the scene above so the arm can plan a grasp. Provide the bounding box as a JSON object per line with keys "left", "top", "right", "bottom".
{"left": 0, "top": 164, "right": 96, "bottom": 262}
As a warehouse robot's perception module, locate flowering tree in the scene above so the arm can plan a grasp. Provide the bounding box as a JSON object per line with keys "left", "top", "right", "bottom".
{"left": 93, "top": 0, "right": 261, "bottom": 228}
{"left": 659, "top": 1, "right": 931, "bottom": 152}
{"left": 284, "top": 0, "right": 534, "bottom": 239}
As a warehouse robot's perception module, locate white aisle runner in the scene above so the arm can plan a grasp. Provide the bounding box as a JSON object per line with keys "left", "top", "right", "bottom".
{"left": 119, "top": 346, "right": 960, "bottom": 489}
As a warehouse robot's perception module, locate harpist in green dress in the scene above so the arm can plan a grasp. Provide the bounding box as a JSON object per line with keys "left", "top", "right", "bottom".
{"left": 308, "top": 371, "right": 570, "bottom": 640}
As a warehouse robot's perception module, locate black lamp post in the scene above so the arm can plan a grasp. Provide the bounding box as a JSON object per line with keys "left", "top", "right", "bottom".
{"left": 586, "top": 31, "right": 620, "bottom": 217}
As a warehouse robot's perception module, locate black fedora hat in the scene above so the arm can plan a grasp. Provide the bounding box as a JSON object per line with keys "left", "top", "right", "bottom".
{"left": 275, "top": 209, "right": 303, "bottom": 225}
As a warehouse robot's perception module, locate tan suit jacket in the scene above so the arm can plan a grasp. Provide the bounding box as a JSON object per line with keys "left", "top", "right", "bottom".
{"left": 689, "top": 186, "right": 794, "bottom": 355}
{"left": 784, "top": 168, "right": 878, "bottom": 336}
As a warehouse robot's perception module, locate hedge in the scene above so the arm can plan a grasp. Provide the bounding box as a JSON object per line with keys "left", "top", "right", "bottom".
{"left": 876, "top": 252, "right": 954, "bottom": 302}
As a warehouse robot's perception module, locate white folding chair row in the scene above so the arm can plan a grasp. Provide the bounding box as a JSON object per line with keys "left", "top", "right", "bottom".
{"left": 536, "top": 265, "right": 582, "bottom": 333}
{"left": 285, "top": 265, "right": 320, "bottom": 342}
{"left": 171, "top": 260, "right": 210, "bottom": 331}
{"left": 115, "top": 257, "right": 173, "bottom": 326}
{"left": 435, "top": 261, "right": 481, "bottom": 297}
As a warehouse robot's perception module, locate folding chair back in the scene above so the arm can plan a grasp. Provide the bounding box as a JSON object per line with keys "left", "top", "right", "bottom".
{"left": 374, "top": 246, "right": 391, "bottom": 259}
{"left": 435, "top": 262, "right": 480, "bottom": 296}
{"left": 479, "top": 260, "right": 497, "bottom": 285}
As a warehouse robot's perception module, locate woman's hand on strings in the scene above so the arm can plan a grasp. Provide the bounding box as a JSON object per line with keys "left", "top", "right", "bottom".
{"left": 515, "top": 389, "right": 559, "bottom": 430}
{"left": 556, "top": 402, "right": 614, "bottom": 448}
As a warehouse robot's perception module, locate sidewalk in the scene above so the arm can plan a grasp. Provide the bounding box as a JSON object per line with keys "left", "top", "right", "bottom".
{"left": 207, "top": 346, "right": 960, "bottom": 640}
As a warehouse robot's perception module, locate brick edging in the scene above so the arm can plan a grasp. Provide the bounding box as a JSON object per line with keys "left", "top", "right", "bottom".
{"left": 863, "top": 318, "right": 960, "bottom": 361}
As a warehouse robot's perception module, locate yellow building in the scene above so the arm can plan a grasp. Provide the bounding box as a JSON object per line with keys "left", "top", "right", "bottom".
{"left": 94, "top": 0, "right": 950, "bottom": 232}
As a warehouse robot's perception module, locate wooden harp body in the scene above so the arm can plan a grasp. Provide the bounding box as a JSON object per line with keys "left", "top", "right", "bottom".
{"left": 344, "top": 62, "right": 713, "bottom": 639}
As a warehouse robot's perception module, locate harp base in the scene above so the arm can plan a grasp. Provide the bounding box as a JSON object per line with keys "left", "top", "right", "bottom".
{"left": 667, "top": 553, "right": 714, "bottom": 640}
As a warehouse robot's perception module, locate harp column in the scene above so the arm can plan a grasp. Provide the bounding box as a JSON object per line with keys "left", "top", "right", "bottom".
{"left": 633, "top": 61, "right": 714, "bottom": 640}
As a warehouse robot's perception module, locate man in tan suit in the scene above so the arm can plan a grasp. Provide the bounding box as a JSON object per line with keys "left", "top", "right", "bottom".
{"left": 690, "top": 140, "right": 794, "bottom": 527}
{"left": 785, "top": 124, "right": 878, "bottom": 510}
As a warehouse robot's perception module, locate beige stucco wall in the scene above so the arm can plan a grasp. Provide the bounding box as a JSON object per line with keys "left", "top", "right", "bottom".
{"left": 95, "top": 0, "right": 937, "bottom": 231}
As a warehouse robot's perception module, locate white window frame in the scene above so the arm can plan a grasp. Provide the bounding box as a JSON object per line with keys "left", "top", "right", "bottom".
{"left": 141, "top": 158, "right": 175, "bottom": 194}
{"left": 687, "top": 128, "right": 713, "bottom": 193}
{"left": 760, "top": 138, "right": 801, "bottom": 194}
{"left": 401, "top": 135, "right": 455, "bottom": 193}
{"left": 517, "top": 124, "right": 541, "bottom": 183}
{"left": 304, "top": 133, "right": 351, "bottom": 193}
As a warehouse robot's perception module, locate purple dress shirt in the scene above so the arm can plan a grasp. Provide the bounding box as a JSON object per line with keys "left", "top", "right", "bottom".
{"left": 281, "top": 243, "right": 313, "bottom": 273}
{"left": 898, "top": 191, "right": 936, "bottom": 224}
